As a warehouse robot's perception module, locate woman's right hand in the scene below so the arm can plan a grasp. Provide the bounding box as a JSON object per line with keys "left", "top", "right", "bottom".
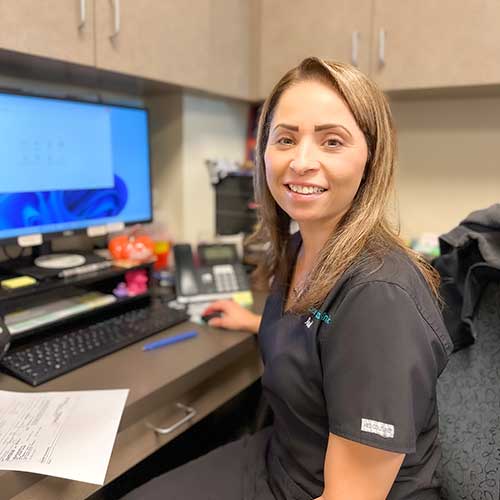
{"left": 202, "top": 300, "right": 261, "bottom": 334}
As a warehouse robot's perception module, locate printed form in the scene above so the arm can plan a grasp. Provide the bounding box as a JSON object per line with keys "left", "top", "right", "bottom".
{"left": 0, "top": 389, "right": 129, "bottom": 484}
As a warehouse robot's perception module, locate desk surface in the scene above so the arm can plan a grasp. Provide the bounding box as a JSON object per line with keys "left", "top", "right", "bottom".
{"left": 0, "top": 296, "right": 265, "bottom": 500}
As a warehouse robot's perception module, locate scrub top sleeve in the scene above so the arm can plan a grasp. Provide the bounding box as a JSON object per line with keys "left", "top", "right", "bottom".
{"left": 319, "top": 281, "right": 438, "bottom": 454}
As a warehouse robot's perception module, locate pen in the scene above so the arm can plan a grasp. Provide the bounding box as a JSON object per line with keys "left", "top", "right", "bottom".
{"left": 142, "top": 330, "right": 198, "bottom": 351}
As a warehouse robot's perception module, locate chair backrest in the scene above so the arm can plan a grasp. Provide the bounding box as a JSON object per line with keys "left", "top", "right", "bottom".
{"left": 436, "top": 281, "right": 500, "bottom": 499}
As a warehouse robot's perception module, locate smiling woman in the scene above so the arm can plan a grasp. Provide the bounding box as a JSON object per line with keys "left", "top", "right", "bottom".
{"left": 264, "top": 79, "right": 368, "bottom": 272}
{"left": 122, "top": 58, "right": 453, "bottom": 500}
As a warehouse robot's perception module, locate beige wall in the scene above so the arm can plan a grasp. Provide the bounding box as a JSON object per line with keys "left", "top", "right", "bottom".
{"left": 149, "top": 91, "right": 249, "bottom": 245}
{"left": 148, "top": 92, "right": 184, "bottom": 242}
{"left": 1, "top": 73, "right": 498, "bottom": 256}
{"left": 391, "top": 95, "right": 500, "bottom": 239}
{"left": 182, "top": 93, "right": 248, "bottom": 244}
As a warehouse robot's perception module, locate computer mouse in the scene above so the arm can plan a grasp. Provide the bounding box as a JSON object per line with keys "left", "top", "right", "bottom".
{"left": 201, "top": 311, "right": 223, "bottom": 322}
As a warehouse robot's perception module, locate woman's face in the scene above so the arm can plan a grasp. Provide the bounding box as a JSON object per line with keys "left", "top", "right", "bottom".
{"left": 264, "top": 79, "right": 368, "bottom": 232}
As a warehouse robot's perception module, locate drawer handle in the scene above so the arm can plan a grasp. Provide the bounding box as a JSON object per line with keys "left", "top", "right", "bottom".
{"left": 146, "top": 402, "right": 197, "bottom": 435}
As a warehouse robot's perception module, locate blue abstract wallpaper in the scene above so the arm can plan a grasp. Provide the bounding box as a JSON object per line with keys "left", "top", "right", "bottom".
{"left": 0, "top": 175, "right": 127, "bottom": 229}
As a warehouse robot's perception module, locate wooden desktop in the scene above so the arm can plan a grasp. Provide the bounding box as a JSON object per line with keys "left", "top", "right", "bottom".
{"left": 0, "top": 298, "right": 264, "bottom": 500}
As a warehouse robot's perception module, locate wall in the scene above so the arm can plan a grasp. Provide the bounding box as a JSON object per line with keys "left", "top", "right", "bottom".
{"left": 181, "top": 93, "right": 248, "bottom": 244}
{"left": 391, "top": 95, "right": 500, "bottom": 239}
{"left": 149, "top": 91, "right": 249, "bottom": 245}
{"left": 0, "top": 74, "right": 498, "bottom": 255}
{"left": 167, "top": 92, "right": 499, "bottom": 245}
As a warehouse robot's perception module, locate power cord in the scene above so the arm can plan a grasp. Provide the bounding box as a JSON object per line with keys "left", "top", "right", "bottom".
{"left": 1, "top": 245, "right": 25, "bottom": 260}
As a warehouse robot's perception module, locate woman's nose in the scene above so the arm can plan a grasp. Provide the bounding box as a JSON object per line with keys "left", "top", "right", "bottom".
{"left": 289, "top": 140, "right": 319, "bottom": 175}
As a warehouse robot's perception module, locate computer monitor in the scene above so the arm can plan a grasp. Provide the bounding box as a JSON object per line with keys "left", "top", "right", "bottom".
{"left": 0, "top": 91, "right": 152, "bottom": 268}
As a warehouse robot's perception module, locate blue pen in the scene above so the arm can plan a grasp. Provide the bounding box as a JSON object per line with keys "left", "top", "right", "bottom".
{"left": 143, "top": 330, "right": 198, "bottom": 351}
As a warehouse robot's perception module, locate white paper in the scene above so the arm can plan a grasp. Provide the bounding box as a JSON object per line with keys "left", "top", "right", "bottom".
{"left": 0, "top": 389, "right": 129, "bottom": 484}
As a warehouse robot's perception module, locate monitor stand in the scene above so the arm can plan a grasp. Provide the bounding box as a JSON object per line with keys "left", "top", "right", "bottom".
{"left": 0, "top": 242, "right": 103, "bottom": 281}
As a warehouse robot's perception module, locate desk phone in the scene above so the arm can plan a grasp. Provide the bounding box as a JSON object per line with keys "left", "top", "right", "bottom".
{"left": 173, "top": 243, "right": 250, "bottom": 303}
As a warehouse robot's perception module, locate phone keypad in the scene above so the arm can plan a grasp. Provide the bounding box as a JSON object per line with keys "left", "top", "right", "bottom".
{"left": 213, "top": 265, "right": 239, "bottom": 293}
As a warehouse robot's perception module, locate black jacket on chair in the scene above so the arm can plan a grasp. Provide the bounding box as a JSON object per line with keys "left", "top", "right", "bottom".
{"left": 433, "top": 204, "right": 500, "bottom": 352}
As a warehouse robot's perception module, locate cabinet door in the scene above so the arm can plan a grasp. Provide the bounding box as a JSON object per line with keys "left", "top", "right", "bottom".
{"left": 259, "top": 0, "right": 372, "bottom": 99}
{"left": 208, "top": 0, "right": 251, "bottom": 100}
{"left": 371, "top": 0, "right": 500, "bottom": 90}
{"left": 0, "top": 0, "right": 95, "bottom": 66}
{"left": 95, "top": 0, "right": 211, "bottom": 90}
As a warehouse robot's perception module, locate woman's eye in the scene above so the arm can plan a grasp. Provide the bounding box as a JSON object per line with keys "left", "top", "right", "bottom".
{"left": 324, "top": 138, "right": 342, "bottom": 148}
{"left": 277, "top": 137, "right": 294, "bottom": 146}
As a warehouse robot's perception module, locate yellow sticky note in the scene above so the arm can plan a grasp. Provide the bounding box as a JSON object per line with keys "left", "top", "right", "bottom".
{"left": 1, "top": 276, "right": 37, "bottom": 289}
{"left": 232, "top": 290, "right": 253, "bottom": 308}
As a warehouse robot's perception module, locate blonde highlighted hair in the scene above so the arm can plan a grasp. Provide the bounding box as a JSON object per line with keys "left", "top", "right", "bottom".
{"left": 247, "top": 57, "right": 439, "bottom": 312}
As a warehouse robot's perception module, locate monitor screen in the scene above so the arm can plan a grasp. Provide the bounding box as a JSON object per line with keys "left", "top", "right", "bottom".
{"left": 0, "top": 92, "right": 152, "bottom": 242}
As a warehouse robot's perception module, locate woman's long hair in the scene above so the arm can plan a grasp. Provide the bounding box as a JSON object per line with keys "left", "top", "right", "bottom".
{"left": 247, "top": 57, "right": 440, "bottom": 312}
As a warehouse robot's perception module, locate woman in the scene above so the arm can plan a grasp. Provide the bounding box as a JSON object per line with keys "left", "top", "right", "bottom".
{"left": 124, "top": 57, "right": 453, "bottom": 500}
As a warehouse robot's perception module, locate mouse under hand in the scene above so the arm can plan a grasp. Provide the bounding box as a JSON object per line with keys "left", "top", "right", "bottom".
{"left": 201, "top": 311, "right": 223, "bottom": 322}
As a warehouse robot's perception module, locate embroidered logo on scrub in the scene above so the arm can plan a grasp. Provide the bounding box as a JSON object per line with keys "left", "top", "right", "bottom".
{"left": 361, "top": 418, "right": 395, "bottom": 439}
{"left": 304, "top": 307, "right": 332, "bottom": 328}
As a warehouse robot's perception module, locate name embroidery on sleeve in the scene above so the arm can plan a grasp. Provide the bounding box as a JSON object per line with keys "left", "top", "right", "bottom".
{"left": 361, "top": 418, "right": 395, "bottom": 439}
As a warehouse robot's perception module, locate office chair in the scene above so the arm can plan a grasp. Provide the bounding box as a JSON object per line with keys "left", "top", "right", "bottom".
{"left": 436, "top": 281, "right": 500, "bottom": 499}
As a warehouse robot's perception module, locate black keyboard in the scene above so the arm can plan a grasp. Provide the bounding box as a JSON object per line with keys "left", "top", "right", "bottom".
{"left": 0, "top": 301, "right": 189, "bottom": 386}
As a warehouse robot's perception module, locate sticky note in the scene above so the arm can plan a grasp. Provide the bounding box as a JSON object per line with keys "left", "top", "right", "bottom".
{"left": 232, "top": 290, "right": 253, "bottom": 307}
{"left": 1, "top": 276, "right": 37, "bottom": 289}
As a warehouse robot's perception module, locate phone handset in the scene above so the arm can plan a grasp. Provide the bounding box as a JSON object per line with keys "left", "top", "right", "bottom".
{"left": 173, "top": 244, "right": 201, "bottom": 296}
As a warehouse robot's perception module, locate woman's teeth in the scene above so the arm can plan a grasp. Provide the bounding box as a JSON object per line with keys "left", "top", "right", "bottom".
{"left": 288, "top": 184, "right": 325, "bottom": 194}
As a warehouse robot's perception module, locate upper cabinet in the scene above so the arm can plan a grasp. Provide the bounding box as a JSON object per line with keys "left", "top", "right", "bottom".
{"left": 371, "top": 0, "right": 500, "bottom": 90}
{"left": 258, "top": 0, "right": 372, "bottom": 99}
{"left": 207, "top": 0, "right": 251, "bottom": 100}
{"left": 0, "top": 0, "right": 95, "bottom": 66}
{"left": 94, "top": 0, "right": 211, "bottom": 91}
{"left": 3, "top": 1, "right": 500, "bottom": 100}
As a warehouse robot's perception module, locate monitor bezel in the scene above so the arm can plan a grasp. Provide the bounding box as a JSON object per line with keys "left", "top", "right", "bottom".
{"left": 0, "top": 89, "right": 153, "bottom": 246}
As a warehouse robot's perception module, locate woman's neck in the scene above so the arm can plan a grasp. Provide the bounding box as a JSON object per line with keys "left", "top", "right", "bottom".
{"left": 297, "top": 223, "right": 334, "bottom": 267}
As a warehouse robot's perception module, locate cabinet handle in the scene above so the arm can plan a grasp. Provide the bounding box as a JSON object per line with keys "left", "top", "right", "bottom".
{"left": 378, "top": 29, "right": 386, "bottom": 67}
{"left": 110, "top": 0, "right": 121, "bottom": 39}
{"left": 146, "top": 403, "right": 197, "bottom": 435}
{"left": 78, "top": 0, "right": 86, "bottom": 30}
{"left": 351, "top": 31, "right": 359, "bottom": 67}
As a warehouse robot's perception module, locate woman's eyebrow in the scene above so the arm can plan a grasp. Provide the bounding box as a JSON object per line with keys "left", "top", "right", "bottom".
{"left": 314, "top": 123, "right": 353, "bottom": 138}
{"left": 272, "top": 123, "right": 299, "bottom": 132}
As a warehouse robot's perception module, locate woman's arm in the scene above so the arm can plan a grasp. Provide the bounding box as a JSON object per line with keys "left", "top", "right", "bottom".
{"left": 202, "top": 300, "right": 262, "bottom": 334}
{"left": 315, "top": 433, "right": 405, "bottom": 500}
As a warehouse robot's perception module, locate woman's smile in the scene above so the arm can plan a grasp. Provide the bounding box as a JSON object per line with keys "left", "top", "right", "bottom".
{"left": 286, "top": 183, "right": 327, "bottom": 195}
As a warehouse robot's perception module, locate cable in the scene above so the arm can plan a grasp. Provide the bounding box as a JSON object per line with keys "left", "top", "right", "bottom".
{"left": 2, "top": 245, "right": 25, "bottom": 260}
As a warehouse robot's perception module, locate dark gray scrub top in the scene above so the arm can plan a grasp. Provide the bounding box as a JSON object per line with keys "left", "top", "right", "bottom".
{"left": 259, "top": 233, "right": 454, "bottom": 500}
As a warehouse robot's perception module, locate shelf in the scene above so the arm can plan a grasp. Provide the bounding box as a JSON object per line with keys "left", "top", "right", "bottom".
{"left": 0, "top": 262, "right": 152, "bottom": 304}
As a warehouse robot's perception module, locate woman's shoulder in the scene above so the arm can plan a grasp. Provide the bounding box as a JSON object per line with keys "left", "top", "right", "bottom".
{"left": 349, "top": 246, "right": 424, "bottom": 291}
{"left": 323, "top": 246, "right": 454, "bottom": 358}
